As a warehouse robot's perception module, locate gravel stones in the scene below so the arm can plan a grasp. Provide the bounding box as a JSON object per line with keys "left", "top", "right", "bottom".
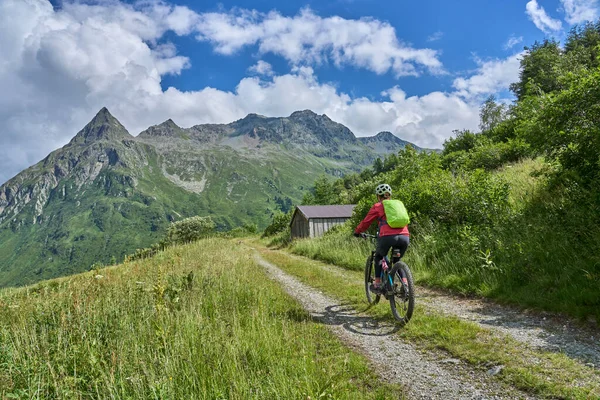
{"left": 256, "top": 254, "right": 537, "bottom": 400}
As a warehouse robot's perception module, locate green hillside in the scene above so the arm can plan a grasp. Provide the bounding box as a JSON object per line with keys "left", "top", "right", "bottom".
{"left": 0, "top": 238, "right": 402, "bottom": 398}
{"left": 265, "top": 24, "right": 600, "bottom": 321}
{"left": 0, "top": 109, "right": 414, "bottom": 288}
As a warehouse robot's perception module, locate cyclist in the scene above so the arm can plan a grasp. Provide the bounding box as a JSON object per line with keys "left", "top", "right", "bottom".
{"left": 353, "top": 183, "right": 410, "bottom": 293}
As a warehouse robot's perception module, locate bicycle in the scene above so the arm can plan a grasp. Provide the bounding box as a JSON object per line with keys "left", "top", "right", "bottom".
{"left": 361, "top": 233, "right": 415, "bottom": 325}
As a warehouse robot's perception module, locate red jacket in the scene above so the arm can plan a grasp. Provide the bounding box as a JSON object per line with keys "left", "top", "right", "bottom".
{"left": 354, "top": 202, "right": 410, "bottom": 237}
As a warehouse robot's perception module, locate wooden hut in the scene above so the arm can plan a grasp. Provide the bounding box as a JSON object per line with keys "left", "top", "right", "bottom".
{"left": 290, "top": 205, "right": 356, "bottom": 239}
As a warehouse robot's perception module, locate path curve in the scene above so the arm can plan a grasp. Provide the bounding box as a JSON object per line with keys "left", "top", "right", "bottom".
{"left": 255, "top": 254, "right": 538, "bottom": 400}
{"left": 418, "top": 287, "right": 600, "bottom": 369}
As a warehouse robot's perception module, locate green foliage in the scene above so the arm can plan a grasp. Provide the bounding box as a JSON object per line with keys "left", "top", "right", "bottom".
{"left": 299, "top": 147, "right": 510, "bottom": 234}
{"left": 479, "top": 95, "right": 508, "bottom": 132}
{"left": 165, "top": 216, "right": 216, "bottom": 245}
{"left": 291, "top": 158, "right": 600, "bottom": 321}
{"left": 442, "top": 129, "right": 485, "bottom": 156}
{"left": 264, "top": 228, "right": 292, "bottom": 248}
{"left": 284, "top": 29, "right": 600, "bottom": 322}
{"left": 516, "top": 67, "right": 600, "bottom": 188}
{"left": 0, "top": 239, "right": 403, "bottom": 398}
{"left": 443, "top": 138, "right": 532, "bottom": 172}
{"left": 564, "top": 21, "right": 600, "bottom": 68}
{"left": 301, "top": 175, "right": 338, "bottom": 205}
{"left": 262, "top": 210, "right": 293, "bottom": 237}
{"left": 510, "top": 39, "right": 563, "bottom": 100}
{"left": 126, "top": 216, "right": 215, "bottom": 261}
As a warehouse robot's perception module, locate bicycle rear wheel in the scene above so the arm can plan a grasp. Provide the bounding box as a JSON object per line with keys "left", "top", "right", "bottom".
{"left": 389, "top": 261, "right": 415, "bottom": 325}
{"left": 364, "top": 254, "right": 380, "bottom": 305}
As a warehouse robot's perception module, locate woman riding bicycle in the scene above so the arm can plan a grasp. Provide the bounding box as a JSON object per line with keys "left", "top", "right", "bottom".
{"left": 354, "top": 184, "right": 410, "bottom": 293}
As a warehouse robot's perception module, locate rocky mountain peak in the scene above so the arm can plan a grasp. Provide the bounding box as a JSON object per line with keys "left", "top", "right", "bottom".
{"left": 138, "top": 118, "right": 185, "bottom": 138}
{"left": 358, "top": 130, "right": 420, "bottom": 152}
{"left": 375, "top": 131, "right": 397, "bottom": 141}
{"left": 289, "top": 109, "right": 318, "bottom": 119}
{"left": 360, "top": 131, "right": 404, "bottom": 143}
{"left": 71, "top": 107, "right": 132, "bottom": 145}
{"left": 232, "top": 113, "right": 268, "bottom": 124}
{"left": 245, "top": 113, "right": 267, "bottom": 119}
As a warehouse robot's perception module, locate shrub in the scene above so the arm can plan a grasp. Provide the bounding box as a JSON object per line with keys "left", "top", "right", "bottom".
{"left": 125, "top": 216, "right": 215, "bottom": 261}
{"left": 263, "top": 210, "right": 293, "bottom": 237}
{"left": 166, "top": 216, "right": 216, "bottom": 245}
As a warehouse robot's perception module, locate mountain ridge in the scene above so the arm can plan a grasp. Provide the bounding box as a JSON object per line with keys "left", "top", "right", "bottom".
{"left": 136, "top": 109, "right": 419, "bottom": 149}
{"left": 0, "top": 107, "right": 425, "bottom": 287}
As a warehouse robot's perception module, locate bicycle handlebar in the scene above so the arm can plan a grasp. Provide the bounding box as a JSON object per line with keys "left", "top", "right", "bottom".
{"left": 357, "top": 233, "right": 377, "bottom": 239}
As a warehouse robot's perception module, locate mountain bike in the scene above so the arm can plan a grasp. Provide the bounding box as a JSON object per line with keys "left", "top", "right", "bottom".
{"left": 361, "top": 233, "right": 415, "bottom": 325}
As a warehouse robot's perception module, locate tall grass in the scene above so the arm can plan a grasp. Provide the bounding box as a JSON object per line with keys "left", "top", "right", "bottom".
{"left": 287, "top": 159, "right": 600, "bottom": 321}
{"left": 291, "top": 230, "right": 372, "bottom": 272}
{"left": 0, "top": 238, "right": 402, "bottom": 399}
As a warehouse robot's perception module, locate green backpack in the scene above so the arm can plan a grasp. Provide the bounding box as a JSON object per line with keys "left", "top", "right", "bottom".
{"left": 382, "top": 199, "right": 410, "bottom": 228}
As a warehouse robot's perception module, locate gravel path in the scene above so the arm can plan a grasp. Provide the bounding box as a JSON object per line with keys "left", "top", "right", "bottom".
{"left": 418, "top": 287, "right": 600, "bottom": 369}
{"left": 255, "top": 254, "right": 538, "bottom": 400}
{"left": 281, "top": 250, "right": 600, "bottom": 370}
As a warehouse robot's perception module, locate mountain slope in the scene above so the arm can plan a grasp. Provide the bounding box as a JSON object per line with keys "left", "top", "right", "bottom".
{"left": 0, "top": 108, "right": 420, "bottom": 287}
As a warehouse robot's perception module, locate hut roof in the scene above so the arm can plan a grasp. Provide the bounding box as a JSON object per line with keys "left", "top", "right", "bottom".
{"left": 293, "top": 205, "right": 356, "bottom": 220}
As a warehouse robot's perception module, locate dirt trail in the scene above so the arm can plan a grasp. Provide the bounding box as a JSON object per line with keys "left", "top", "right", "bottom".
{"left": 280, "top": 250, "right": 600, "bottom": 370}
{"left": 417, "top": 287, "right": 600, "bottom": 369}
{"left": 255, "top": 254, "right": 539, "bottom": 400}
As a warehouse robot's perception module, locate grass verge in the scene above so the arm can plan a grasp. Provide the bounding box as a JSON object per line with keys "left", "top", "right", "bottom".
{"left": 253, "top": 241, "right": 600, "bottom": 400}
{"left": 0, "top": 238, "right": 404, "bottom": 399}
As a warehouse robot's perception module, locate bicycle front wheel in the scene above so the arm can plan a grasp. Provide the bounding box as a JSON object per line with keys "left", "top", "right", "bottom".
{"left": 364, "top": 254, "right": 380, "bottom": 305}
{"left": 389, "top": 261, "right": 415, "bottom": 325}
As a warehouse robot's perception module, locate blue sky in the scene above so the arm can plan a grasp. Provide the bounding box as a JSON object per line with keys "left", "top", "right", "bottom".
{"left": 158, "top": 0, "right": 542, "bottom": 98}
{"left": 1, "top": 0, "right": 598, "bottom": 185}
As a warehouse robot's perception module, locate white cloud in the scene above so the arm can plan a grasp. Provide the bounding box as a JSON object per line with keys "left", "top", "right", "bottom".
{"left": 526, "top": 0, "right": 563, "bottom": 33}
{"left": 452, "top": 53, "right": 523, "bottom": 99}
{"left": 560, "top": 0, "right": 599, "bottom": 24}
{"left": 0, "top": 0, "right": 519, "bottom": 185}
{"left": 0, "top": 0, "right": 196, "bottom": 184}
{"left": 248, "top": 60, "right": 274, "bottom": 76}
{"left": 195, "top": 8, "right": 445, "bottom": 77}
{"left": 504, "top": 35, "right": 523, "bottom": 50}
{"left": 427, "top": 31, "right": 444, "bottom": 42}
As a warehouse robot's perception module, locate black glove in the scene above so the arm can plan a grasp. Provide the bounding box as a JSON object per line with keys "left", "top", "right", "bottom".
{"left": 353, "top": 232, "right": 361, "bottom": 237}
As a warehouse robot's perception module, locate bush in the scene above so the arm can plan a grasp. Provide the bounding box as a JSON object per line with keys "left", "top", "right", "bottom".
{"left": 263, "top": 210, "right": 293, "bottom": 237}
{"left": 224, "top": 223, "right": 259, "bottom": 238}
{"left": 125, "top": 216, "right": 215, "bottom": 261}
{"left": 344, "top": 148, "right": 510, "bottom": 232}
{"left": 166, "top": 216, "right": 216, "bottom": 245}
{"left": 443, "top": 137, "right": 531, "bottom": 172}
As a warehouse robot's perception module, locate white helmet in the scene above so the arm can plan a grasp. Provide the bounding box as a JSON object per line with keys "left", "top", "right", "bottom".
{"left": 375, "top": 183, "right": 392, "bottom": 196}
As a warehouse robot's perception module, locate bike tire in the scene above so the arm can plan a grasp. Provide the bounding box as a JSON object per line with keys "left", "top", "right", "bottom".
{"left": 364, "top": 255, "right": 380, "bottom": 305}
{"left": 389, "top": 261, "right": 415, "bottom": 325}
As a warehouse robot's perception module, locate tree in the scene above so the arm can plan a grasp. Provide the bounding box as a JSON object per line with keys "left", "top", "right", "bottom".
{"left": 510, "top": 39, "right": 562, "bottom": 101}
{"left": 517, "top": 67, "right": 600, "bottom": 187}
{"left": 564, "top": 22, "right": 600, "bottom": 69}
{"left": 262, "top": 211, "right": 293, "bottom": 237}
{"left": 383, "top": 153, "right": 399, "bottom": 173}
{"left": 442, "top": 130, "right": 479, "bottom": 155}
{"left": 302, "top": 175, "right": 337, "bottom": 205}
{"left": 373, "top": 157, "right": 384, "bottom": 174}
{"left": 479, "top": 96, "right": 508, "bottom": 132}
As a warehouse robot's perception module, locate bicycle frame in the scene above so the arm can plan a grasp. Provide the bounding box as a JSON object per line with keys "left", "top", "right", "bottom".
{"left": 366, "top": 234, "right": 404, "bottom": 297}
{"left": 361, "top": 232, "right": 415, "bottom": 324}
